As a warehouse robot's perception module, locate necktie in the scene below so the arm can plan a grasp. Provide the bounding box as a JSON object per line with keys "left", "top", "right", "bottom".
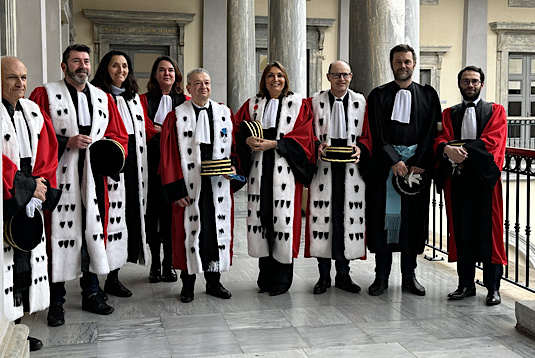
{"left": 461, "top": 102, "right": 477, "bottom": 140}
{"left": 154, "top": 95, "right": 172, "bottom": 125}
{"left": 263, "top": 99, "right": 278, "bottom": 129}
{"left": 329, "top": 97, "right": 347, "bottom": 140}
{"left": 77, "top": 91, "right": 91, "bottom": 126}
{"left": 115, "top": 96, "right": 135, "bottom": 135}
{"left": 391, "top": 89, "right": 412, "bottom": 124}
{"left": 13, "top": 110, "right": 32, "bottom": 158}
{"left": 195, "top": 105, "right": 211, "bottom": 144}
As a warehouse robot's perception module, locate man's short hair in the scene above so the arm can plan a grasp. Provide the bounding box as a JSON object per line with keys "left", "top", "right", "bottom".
{"left": 457, "top": 65, "right": 485, "bottom": 84}
{"left": 62, "top": 44, "right": 91, "bottom": 64}
{"left": 389, "top": 44, "right": 417, "bottom": 64}
{"left": 187, "top": 68, "right": 210, "bottom": 85}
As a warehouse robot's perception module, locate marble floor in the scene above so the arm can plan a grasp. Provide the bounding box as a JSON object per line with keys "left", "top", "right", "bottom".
{"left": 23, "top": 190, "right": 535, "bottom": 357}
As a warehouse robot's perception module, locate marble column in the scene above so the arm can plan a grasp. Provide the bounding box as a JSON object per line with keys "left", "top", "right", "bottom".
{"left": 463, "top": 0, "right": 487, "bottom": 98}
{"left": 46, "top": 0, "right": 63, "bottom": 82}
{"left": 269, "top": 0, "right": 307, "bottom": 96}
{"left": 203, "top": 0, "right": 227, "bottom": 103}
{"left": 349, "top": 0, "right": 405, "bottom": 96}
{"left": 227, "top": 0, "right": 256, "bottom": 112}
{"left": 338, "top": 0, "right": 350, "bottom": 61}
{"left": 405, "top": 0, "right": 420, "bottom": 82}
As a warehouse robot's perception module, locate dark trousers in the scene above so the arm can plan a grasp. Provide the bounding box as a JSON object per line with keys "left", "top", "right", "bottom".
{"left": 257, "top": 256, "right": 294, "bottom": 293}
{"left": 457, "top": 259, "right": 502, "bottom": 291}
{"left": 317, "top": 257, "right": 350, "bottom": 277}
{"left": 374, "top": 251, "right": 417, "bottom": 278}
{"left": 180, "top": 271, "right": 221, "bottom": 290}
{"left": 50, "top": 272, "right": 99, "bottom": 304}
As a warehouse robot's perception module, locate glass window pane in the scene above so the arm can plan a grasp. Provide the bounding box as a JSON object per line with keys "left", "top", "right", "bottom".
{"left": 509, "top": 101, "right": 522, "bottom": 116}
{"left": 509, "top": 58, "right": 523, "bottom": 74}
{"left": 509, "top": 80, "right": 522, "bottom": 95}
{"left": 531, "top": 81, "right": 535, "bottom": 95}
{"left": 259, "top": 54, "right": 268, "bottom": 73}
{"left": 531, "top": 102, "right": 535, "bottom": 117}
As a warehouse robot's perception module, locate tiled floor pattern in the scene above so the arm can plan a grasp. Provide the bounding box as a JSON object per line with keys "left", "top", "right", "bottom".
{"left": 22, "top": 190, "right": 535, "bottom": 357}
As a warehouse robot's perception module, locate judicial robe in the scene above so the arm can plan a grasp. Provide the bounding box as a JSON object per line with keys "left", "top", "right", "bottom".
{"left": 30, "top": 81, "right": 128, "bottom": 282}
{"left": 159, "top": 100, "right": 239, "bottom": 274}
{"left": 365, "top": 81, "right": 441, "bottom": 255}
{"left": 235, "top": 93, "right": 316, "bottom": 264}
{"left": 109, "top": 92, "right": 157, "bottom": 265}
{"left": 2, "top": 98, "right": 58, "bottom": 321}
{"left": 434, "top": 101, "right": 507, "bottom": 265}
{"left": 305, "top": 89, "right": 371, "bottom": 260}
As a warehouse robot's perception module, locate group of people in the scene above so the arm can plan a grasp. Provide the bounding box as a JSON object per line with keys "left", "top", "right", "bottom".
{"left": 2, "top": 42, "right": 507, "bottom": 351}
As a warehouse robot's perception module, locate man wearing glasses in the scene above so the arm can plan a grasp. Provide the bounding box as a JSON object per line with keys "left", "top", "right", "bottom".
{"left": 434, "top": 66, "right": 507, "bottom": 305}
{"left": 305, "top": 60, "right": 371, "bottom": 295}
{"left": 365, "top": 44, "right": 441, "bottom": 297}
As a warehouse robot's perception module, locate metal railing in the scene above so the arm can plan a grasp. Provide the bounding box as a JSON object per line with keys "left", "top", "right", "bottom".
{"left": 426, "top": 147, "right": 535, "bottom": 293}
{"left": 507, "top": 117, "right": 535, "bottom": 149}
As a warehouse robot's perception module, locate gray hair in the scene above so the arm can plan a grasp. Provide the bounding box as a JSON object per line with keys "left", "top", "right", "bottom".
{"left": 186, "top": 68, "right": 210, "bottom": 85}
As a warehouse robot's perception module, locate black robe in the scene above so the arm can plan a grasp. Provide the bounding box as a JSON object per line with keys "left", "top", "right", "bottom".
{"left": 365, "top": 81, "right": 441, "bottom": 254}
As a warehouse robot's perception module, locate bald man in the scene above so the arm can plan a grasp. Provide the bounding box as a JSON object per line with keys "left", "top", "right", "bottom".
{"left": 2, "top": 56, "right": 60, "bottom": 351}
{"left": 305, "top": 60, "right": 372, "bottom": 295}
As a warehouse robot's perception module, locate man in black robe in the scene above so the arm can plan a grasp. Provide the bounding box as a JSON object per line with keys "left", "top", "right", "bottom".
{"left": 365, "top": 44, "right": 441, "bottom": 296}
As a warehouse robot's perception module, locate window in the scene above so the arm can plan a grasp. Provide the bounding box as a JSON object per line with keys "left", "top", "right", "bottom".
{"left": 508, "top": 53, "right": 535, "bottom": 117}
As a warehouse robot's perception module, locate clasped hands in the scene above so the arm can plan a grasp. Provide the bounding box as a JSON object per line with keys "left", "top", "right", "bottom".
{"left": 246, "top": 136, "right": 276, "bottom": 152}
{"left": 318, "top": 143, "right": 361, "bottom": 163}
{"left": 174, "top": 166, "right": 236, "bottom": 208}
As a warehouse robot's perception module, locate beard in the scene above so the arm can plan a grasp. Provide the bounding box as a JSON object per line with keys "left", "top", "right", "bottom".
{"left": 66, "top": 68, "right": 89, "bottom": 85}
{"left": 394, "top": 68, "right": 413, "bottom": 82}
{"left": 460, "top": 86, "right": 481, "bottom": 101}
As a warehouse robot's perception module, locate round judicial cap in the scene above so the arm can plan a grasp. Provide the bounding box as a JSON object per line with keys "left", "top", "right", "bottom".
{"left": 4, "top": 210, "right": 43, "bottom": 252}
{"left": 200, "top": 158, "right": 234, "bottom": 176}
{"left": 321, "top": 146, "right": 355, "bottom": 163}
{"left": 90, "top": 138, "right": 125, "bottom": 176}
{"left": 392, "top": 171, "right": 429, "bottom": 196}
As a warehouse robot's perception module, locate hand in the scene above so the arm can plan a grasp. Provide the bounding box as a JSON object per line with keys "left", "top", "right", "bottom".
{"left": 246, "top": 136, "right": 276, "bottom": 152}
{"left": 33, "top": 177, "right": 47, "bottom": 201}
{"left": 318, "top": 142, "right": 328, "bottom": 157}
{"left": 444, "top": 145, "right": 468, "bottom": 164}
{"left": 174, "top": 197, "right": 191, "bottom": 207}
{"left": 408, "top": 166, "right": 425, "bottom": 174}
{"left": 154, "top": 124, "right": 162, "bottom": 133}
{"left": 67, "top": 134, "right": 92, "bottom": 149}
{"left": 222, "top": 166, "right": 237, "bottom": 180}
{"left": 391, "top": 161, "right": 408, "bottom": 177}
{"left": 350, "top": 144, "right": 361, "bottom": 163}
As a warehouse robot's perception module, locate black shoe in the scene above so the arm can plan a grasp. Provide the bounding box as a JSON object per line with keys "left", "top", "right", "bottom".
{"left": 368, "top": 277, "right": 388, "bottom": 296}
{"left": 82, "top": 294, "right": 115, "bottom": 315}
{"left": 335, "top": 274, "right": 361, "bottom": 293}
{"left": 28, "top": 336, "right": 43, "bottom": 352}
{"left": 402, "top": 275, "right": 426, "bottom": 296}
{"left": 180, "top": 286, "right": 194, "bottom": 303}
{"left": 161, "top": 267, "right": 178, "bottom": 282}
{"left": 104, "top": 280, "right": 133, "bottom": 298}
{"left": 98, "top": 286, "right": 108, "bottom": 302}
{"left": 313, "top": 276, "right": 331, "bottom": 294}
{"left": 206, "top": 282, "right": 232, "bottom": 299}
{"left": 149, "top": 268, "right": 161, "bottom": 283}
{"left": 269, "top": 289, "right": 288, "bottom": 296}
{"left": 486, "top": 290, "right": 501, "bottom": 306}
{"left": 47, "top": 302, "right": 65, "bottom": 327}
{"left": 447, "top": 286, "right": 476, "bottom": 300}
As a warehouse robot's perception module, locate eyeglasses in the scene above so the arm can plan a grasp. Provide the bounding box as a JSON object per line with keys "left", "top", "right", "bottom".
{"left": 329, "top": 73, "right": 352, "bottom": 79}
{"left": 460, "top": 79, "right": 481, "bottom": 86}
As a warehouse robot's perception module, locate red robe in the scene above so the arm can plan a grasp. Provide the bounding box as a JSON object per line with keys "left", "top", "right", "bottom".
{"left": 235, "top": 96, "right": 316, "bottom": 261}
{"left": 159, "top": 103, "right": 239, "bottom": 272}
{"left": 434, "top": 102, "right": 507, "bottom": 265}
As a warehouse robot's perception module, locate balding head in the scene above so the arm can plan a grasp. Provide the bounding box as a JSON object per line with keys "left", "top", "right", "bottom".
{"left": 1, "top": 56, "right": 27, "bottom": 107}
{"left": 327, "top": 60, "right": 352, "bottom": 97}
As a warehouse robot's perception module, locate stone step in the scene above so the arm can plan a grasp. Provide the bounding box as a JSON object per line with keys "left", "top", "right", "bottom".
{"left": 516, "top": 300, "right": 535, "bottom": 337}
{"left": 0, "top": 316, "right": 29, "bottom": 358}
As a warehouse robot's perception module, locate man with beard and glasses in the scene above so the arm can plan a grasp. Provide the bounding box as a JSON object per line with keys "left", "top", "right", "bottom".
{"left": 30, "top": 44, "right": 128, "bottom": 326}
{"left": 434, "top": 66, "right": 507, "bottom": 306}
{"left": 365, "top": 44, "right": 441, "bottom": 297}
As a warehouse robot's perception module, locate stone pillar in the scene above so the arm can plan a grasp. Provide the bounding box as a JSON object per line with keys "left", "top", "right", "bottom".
{"left": 463, "top": 0, "right": 487, "bottom": 98}
{"left": 203, "top": 0, "right": 227, "bottom": 103}
{"left": 227, "top": 0, "right": 256, "bottom": 112}
{"left": 269, "top": 0, "right": 307, "bottom": 96}
{"left": 349, "top": 0, "right": 405, "bottom": 96}
{"left": 46, "top": 0, "right": 63, "bottom": 82}
{"left": 405, "top": 0, "right": 420, "bottom": 82}
{"left": 338, "top": 0, "right": 350, "bottom": 61}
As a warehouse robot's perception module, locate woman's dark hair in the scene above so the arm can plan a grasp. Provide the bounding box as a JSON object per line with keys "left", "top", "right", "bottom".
{"left": 91, "top": 50, "right": 139, "bottom": 100}
{"left": 146, "top": 56, "right": 184, "bottom": 95}
{"left": 258, "top": 61, "right": 290, "bottom": 98}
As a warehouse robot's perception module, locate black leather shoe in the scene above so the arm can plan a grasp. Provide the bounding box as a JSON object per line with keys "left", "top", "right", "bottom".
{"left": 206, "top": 282, "right": 232, "bottom": 299}
{"left": 402, "top": 275, "right": 426, "bottom": 296}
{"left": 28, "top": 336, "right": 43, "bottom": 351}
{"left": 82, "top": 294, "right": 114, "bottom": 315}
{"left": 447, "top": 286, "right": 476, "bottom": 300}
{"left": 269, "top": 289, "right": 288, "bottom": 296}
{"left": 368, "top": 277, "right": 388, "bottom": 296}
{"left": 335, "top": 274, "right": 361, "bottom": 293}
{"left": 313, "top": 276, "right": 331, "bottom": 294}
{"left": 486, "top": 290, "right": 501, "bottom": 306}
{"left": 98, "top": 287, "right": 108, "bottom": 302}
{"left": 104, "top": 280, "right": 133, "bottom": 298}
{"left": 149, "top": 268, "right": 161, "bottom": 283}
{"left": 161, "top": 267, "right": 178, "bottom": 282}
{"left": 180, "top": 287, "right": 194, "bottom": 303}
{"left": 47, "top": 302, "right": 65, "bottom": 327}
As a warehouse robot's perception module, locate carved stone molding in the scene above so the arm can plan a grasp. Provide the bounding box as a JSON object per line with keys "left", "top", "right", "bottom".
{"left": 82, "top": 9, "right": 194, "bottom": 73}
{"left": 420, "top": 45, "right": 451, "bottom": 95}
{"left": 490, "top": 22, "right": 535, "bottom": 106}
